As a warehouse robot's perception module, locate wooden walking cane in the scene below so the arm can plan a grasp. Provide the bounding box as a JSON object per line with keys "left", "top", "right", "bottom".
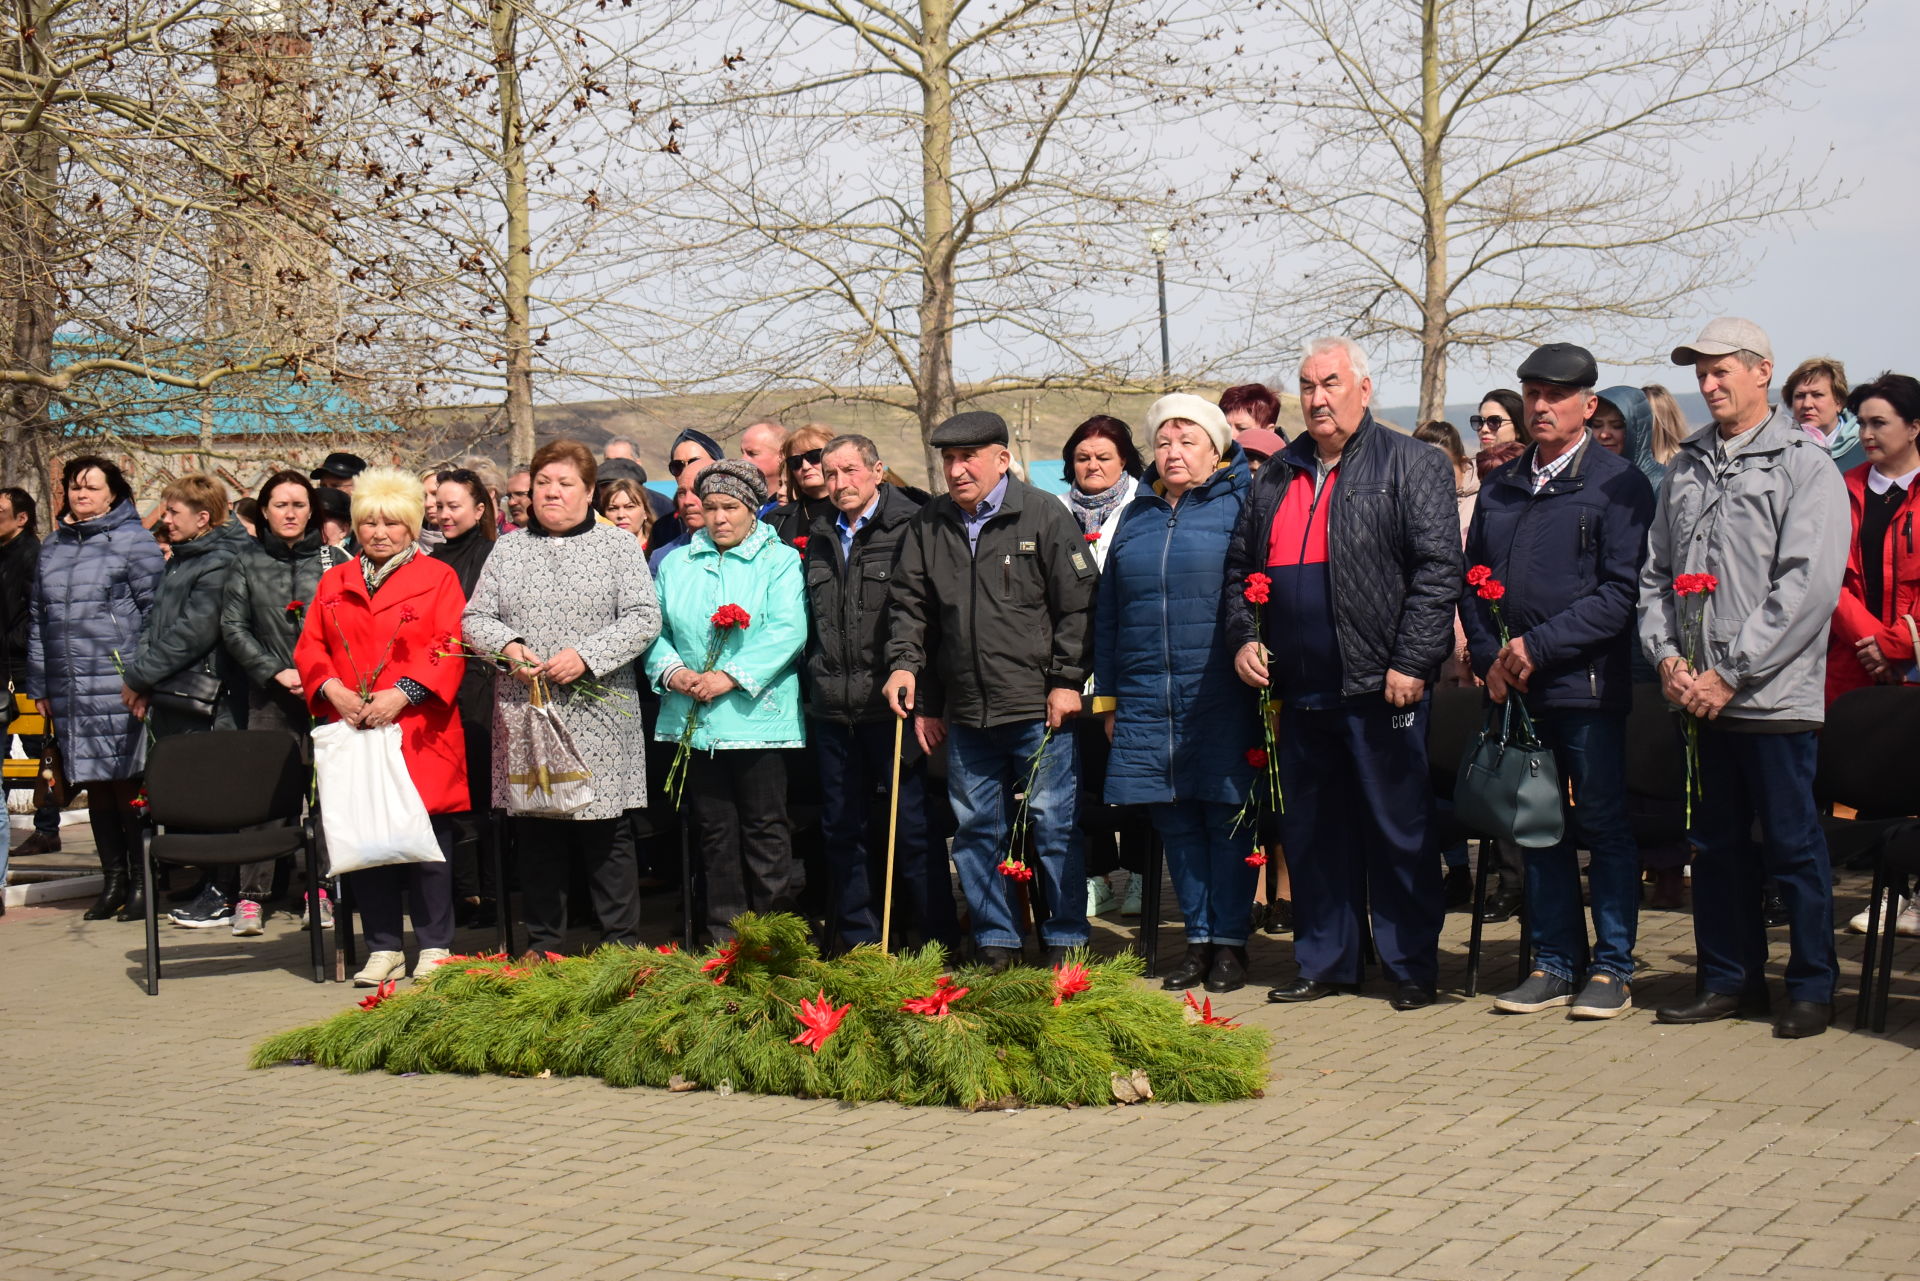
{"left": 881, "top": 714, "right": 904, "bottom": 955}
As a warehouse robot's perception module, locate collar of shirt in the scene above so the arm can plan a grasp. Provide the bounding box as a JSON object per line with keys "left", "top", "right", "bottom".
{"left": 963, "top": 474, "right": 1010, "bottom": 525}
{"left": 1530, "top": 434, "right": 1586, "bottom": 492}
{"left": 1867, "top": 464, "right": 1920, "bottom": 495}
{"left": 837, "top": 493, "right": 880, "bottom": 545}
{"left": 1715, "top": 419, "right": 1766, "bottom": 464}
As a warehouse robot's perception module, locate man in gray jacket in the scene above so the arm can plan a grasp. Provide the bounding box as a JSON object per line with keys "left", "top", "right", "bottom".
{"left": 1637, "top": 318, "right": 1848, "bottom": 1039}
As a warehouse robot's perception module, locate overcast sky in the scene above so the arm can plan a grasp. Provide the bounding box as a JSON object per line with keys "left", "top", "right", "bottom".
{"left": 1363, "top": 1, "right": 1916, "bottom": 406}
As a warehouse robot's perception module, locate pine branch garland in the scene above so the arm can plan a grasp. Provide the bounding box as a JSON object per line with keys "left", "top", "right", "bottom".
{"left": 252, "top": 913, "right": 1269, "bottom": 1107}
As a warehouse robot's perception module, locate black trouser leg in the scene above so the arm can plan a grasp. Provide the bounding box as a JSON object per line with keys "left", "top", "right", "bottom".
{"left": 732, "top": 749, "right": 795, "bottom": 918}
{"left": 579, "top": 817, "right": 638, "bottom": 948}
{"left": 514, "top": 817, "right": 575, "bottom": 955}
{"left": 689, "top": 753, "right": 747, "bottom": 940}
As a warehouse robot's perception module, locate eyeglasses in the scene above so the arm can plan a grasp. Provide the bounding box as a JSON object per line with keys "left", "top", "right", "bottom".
{"left": 668, "top": 456, "right": 706, "bottom": 478}
{"left": 785, "top": 449, "right": 824, "bottom": 472}
{"left": 1470, "top": 415, "right": 1508, "bottom": 430}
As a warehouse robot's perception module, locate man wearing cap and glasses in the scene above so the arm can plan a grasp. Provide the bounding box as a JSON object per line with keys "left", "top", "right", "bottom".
{"left": 1637, "top": 318, "right": 1848, "bottom": 1039}
{"left": 1463, "top": 343, "right": 1655, "bottom": 1021}
{"left": 310, "top": 451, "right": 366, "bottom": 492}
{"left": 883, "top": 410, "right": 1098, "bottom": 972}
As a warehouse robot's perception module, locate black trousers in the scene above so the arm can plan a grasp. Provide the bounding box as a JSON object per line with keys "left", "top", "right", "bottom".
{"left": 447, "top": 712, "right": 496, "bottom": 902}
{"left": 85, "top": 779, "right": 146, "bottom": 878}
{"left": 687, "top": 749, "right": 794, "bottom": 941}
{"left": 515, "top": 815, "right": 638, "bottom": 954}
{"left": 355, "top": 816, "right": 456, "bottom": 952}
{"left": 814, "top": 719, "right": 961, "bottom": 950}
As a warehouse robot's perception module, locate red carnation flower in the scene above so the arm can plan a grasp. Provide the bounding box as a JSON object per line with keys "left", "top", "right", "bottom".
{"left": 1084, "top": 530, "right": 1101, "bottom": 544}
{"left": 1246, "top": 747, "right": 1268, "bottom": 769}
{"left": 1245, "top": 851, "right": 1268, "bottom": 867}
{"left": 1466, "top": 564, "right": 1493, "bottom": 586}
{"left": 793, "top": 536, "right": 808, "bottom": 553}
{"left": 710, "top": 603, "right": 751, "bottom": 630}
{"left": 1242, "top": 572, "right": 1272, "bottom": 605}
{"left": 1476, "top": 580, "right": 1506, "bottom": 602}
{"left": 997, "top": 856, "right": 1034, "bottom": 883}
{"left": 398, "top": 605, "right": 419, "bottom": 624}
{"left": 285, "top": 599, "right": 305, "bottom": 613}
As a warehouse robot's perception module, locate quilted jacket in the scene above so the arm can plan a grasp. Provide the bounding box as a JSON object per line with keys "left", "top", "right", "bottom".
{"left": 123, "top": 518, "right": 249, "bottom": 734}
{"left": 221, "top": 528, "right": 349, "bottom": 691}
{"left": 25, "top": 499, "right": 165, "bottom": 783}
{"left": 1224, "top": 414, "right": 1463, "bottom": 696}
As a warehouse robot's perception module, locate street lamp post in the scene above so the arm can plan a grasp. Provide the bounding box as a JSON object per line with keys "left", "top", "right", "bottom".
{"left": 1148, "top": 226, "right": 1171, "bottom": 381}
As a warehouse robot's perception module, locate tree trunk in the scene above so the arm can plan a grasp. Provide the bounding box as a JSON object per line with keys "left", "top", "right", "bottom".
{"left": 1, "top": 2, "right": 61, "bottom": 504}
{"left": 915, "top": 0, "right": 958, "bottom": 484}
{"left": 1415, "top": 0, "right": 1448, "bottom": 426}
{"left": 492, "top": 0, "right": 537, "bottom": 466}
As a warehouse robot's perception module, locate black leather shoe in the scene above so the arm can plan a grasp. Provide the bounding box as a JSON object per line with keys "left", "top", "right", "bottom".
{"left": 977, "top": 946, "right": 1019, "bottom": 975}
{"left": 84, "top": 873, "right": 129, "bottom": 921}
{"left": 1267, "top": 977, "right": 1355, "bottom": 1003}
{"left": 1774, "top": 1000, "right": 1831, "bottom": 1039}
{"left": 1442, "top": 866, "right": 1472, "bottom": 910}
{"left": 1478, "top": 889, "right": 1523, "bottom": 924}
{"left": 1205, "top": 946, "right": 1248, "bottom": 994}
{"left": 1763, "top": 889, "right": 1791, "bottom": 927}
{"left": 117, "top": 882, "right": 148, "bottom": 923}
{"left": 1655, "top": 989, "right": 1770, "bottom": 1025}
{"left": 1263, "top": 898, "right": 1293, "bottom": 935}
{"left": 1042, "top": 945, "right": 1075, "bottom": 969}
{"left": 1161, "top": 944, "right": 1213, "bottom": 991}
{"left": 1390, "top": 981, "right": 1436, "bottom": 1011}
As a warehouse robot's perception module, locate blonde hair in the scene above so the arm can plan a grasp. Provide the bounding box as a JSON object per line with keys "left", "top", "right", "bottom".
{"left": 160, "top": 473, "right": 230, "bottom": 527}
{"left": 787, "top": 424, "right": 834, "bottom": 457}
{"left": 1640, "top": 384, "right": 1691, "bottom": 466}
{"left": 351, "top": 466, "right": 427, "bottom": 539}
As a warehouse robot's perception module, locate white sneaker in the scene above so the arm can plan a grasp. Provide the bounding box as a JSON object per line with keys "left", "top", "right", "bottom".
{"left": 412, "top": 948, "right": 452, "bottom": 981}
{"left": 353, "top": 951, "right": 406, "bottom": 987}
{"left": 1900, "top": 903, "right": 1920, "bottom": 937}
{"left": 1087, "top": 876, "right": 1118, "bottom": 917}
{"left": 1120, "top": 873, "right": 1143, "bottom": 917}
{"left": 1848, "top": 892, "right": 1906, "bottom": 934}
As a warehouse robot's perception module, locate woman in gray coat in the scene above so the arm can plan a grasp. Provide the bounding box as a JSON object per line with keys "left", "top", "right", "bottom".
{"left": 462, "top": 439, "right": 661, "bottom": 955}
{"left": 26, "top": 456, "right": 164, "bottom": 921}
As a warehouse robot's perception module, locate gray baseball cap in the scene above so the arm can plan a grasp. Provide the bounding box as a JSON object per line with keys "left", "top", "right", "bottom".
{"left": 1671, "top": 317, "right": 1772, "bottom": 367}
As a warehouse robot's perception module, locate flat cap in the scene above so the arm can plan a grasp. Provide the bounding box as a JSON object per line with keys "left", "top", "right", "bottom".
{"left": 596, "top": 457, "right": 648, "bottom": 487}
{"left": 1516, "top": 343, "right": 1599, "bottom": 389}
{"left": 1671, "top": 317, "right": 1772, "bottom": 367}
{"left": 310, "top": 451, "right": 367, "bottom": 480}
{"left": 928, "top": 410, "right": 1010, "bottom": 449}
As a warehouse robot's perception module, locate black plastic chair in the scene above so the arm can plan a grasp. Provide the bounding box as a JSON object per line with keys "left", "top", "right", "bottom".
{"left": 1814, "top": 686, "right": 1920, "bottom": 1030}
{"left": 139, "top": 730, "right": 324, "bottom": 995}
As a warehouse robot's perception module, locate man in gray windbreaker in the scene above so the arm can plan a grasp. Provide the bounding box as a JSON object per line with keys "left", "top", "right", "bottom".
{"left": 1637, "top": 318, "right": 1848, "bottom": 1039}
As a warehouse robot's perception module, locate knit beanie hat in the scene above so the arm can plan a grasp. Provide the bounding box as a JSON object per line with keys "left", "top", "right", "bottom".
{"left": 694, "top": 457, "right": 769, "bottom": 510}
{"left": 1145, "top": 393, "right": 1233, "bottom": 458}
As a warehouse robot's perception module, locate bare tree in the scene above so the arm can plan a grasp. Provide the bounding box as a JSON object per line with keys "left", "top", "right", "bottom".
{"left": 1240, "top": 0, "right": 1864, "bottom": 420}
{"left": 647, "top": 0, "right": 1231, "bottom": 472}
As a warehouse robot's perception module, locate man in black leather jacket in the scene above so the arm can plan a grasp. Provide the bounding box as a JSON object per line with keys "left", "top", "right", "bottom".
{"left": 1225, "top": 337, "right": 1461, "bottom": 1009}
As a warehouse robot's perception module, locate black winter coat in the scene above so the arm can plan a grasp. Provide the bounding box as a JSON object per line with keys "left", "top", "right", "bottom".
{"left": 1462, "top": 437, "right": 1654, "bottom": 711}
{"left": 0, "top": 529, "right": 39, "bottom": 685}
{"left": 1225, "top": 415, "right": 1463, "bottom": 696}
{"left": 427, "top": 524, "right": 496, "bottom": 726}
{"left": 802, "top": 485, "right": 920, "bottom": 725}
{"left": 886, "top": 474, "right": 1098, "bottom": 728}
{"left": 768, "top": 494, "right": 838, "bottom": 546}
{"left": 219, "top": 528, "right": 345, "bottom": 689}
{"left": 125, "top": 517, "right": 249, "bottom": 731}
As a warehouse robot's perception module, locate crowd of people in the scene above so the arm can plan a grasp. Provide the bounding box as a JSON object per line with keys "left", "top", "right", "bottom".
{"left": 1, "top": 315, "right": 1911, "bottom": 1042}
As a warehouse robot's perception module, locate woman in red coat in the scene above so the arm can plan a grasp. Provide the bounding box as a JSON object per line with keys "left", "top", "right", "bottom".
{"left": 295, "top": 467, "right": 468, "bottom": 986}
{"left": 1827, "top": 373, "right": 1920, "bottom": 703}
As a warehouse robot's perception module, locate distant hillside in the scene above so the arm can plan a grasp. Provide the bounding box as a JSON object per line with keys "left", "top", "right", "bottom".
{"left": 427, "top": 385, "right": 1305, "bottom": 487}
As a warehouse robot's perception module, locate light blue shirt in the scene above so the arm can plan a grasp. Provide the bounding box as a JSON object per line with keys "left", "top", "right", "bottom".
{"left": 836, "top": 493, "right": 880, "bottom": 562}
{"left": 960, "top": 474, "right": 1010, "bottom": 556}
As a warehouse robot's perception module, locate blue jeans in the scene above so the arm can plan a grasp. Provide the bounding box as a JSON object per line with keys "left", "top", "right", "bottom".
{"left": 946, "top": 719, "right": 1086, "bottom": 949}
{"left": 1526, "top": 707, "right": 1640, "bottom": 983}
{"left": 1150, "top": 800, "right": 1257, "bottom": 945}
{"left": 815, "top": 719, "right": 960, "bottom": 950}
{"left": 1691, "top": 727, "right": 1836, "bottom": 1003}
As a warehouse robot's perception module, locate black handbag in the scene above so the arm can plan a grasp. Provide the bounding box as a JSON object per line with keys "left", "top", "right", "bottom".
{"left": 150, "top": 655, "right": 223, "bottom": 718}
{"left": 34, "top": 730, "right": 71, "bottom": 810}
{"left": 1453, "top": 697, "right": 1565, "bottom": 849}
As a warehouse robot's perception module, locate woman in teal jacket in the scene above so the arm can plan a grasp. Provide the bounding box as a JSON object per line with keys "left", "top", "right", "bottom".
{"left": 646, "top": 459, "right": 807, "bottom": 943}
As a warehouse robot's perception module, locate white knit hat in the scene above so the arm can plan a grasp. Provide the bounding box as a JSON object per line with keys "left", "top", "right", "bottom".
{"left": 1145, "top": 393, "right": 1232, "bottom": 458}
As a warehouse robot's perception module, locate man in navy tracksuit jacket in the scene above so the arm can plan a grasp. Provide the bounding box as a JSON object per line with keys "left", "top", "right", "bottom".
{"left": 1463, "top": 344, "right": 1655, "bottom": 1021}
{"left": 1225, "top": 338, "right": 1462, "bottom": 1010}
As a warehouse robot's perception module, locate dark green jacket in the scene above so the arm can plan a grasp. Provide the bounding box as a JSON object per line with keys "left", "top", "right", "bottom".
{"left": 123, "top": 518, "right": 248, "bottom": 695}
{"left": 220, "top": 528, "right": 346, "bottom": 689}
{"left": 886, "top": 473, "right": 1097, "bottom": 728}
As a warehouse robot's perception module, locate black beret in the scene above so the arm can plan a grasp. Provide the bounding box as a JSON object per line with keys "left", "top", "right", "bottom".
{"left": 1516, "top": 343, "right": 1599, "bottom": 389}
{"left": 928, "top": 410, "right": 1010, "bottom": 449}
{"left": 311, "top": 486, "right": 351, "bottom": 521}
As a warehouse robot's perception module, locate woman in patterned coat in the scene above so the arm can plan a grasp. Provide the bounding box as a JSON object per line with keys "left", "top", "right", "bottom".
{"left": 462, "top": 439, "right": 662, "bottom": 955}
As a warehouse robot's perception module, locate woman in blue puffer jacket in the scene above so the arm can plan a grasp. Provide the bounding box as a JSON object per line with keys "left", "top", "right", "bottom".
{"left": 1093, "top": 394, "right": 1259, "bottom": 995}
{"left": 26, "top": 456, "right": 164, "bottom": 921}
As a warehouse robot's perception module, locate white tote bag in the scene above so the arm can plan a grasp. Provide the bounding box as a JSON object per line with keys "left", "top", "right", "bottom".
{"left": 311, "top": 721, "right": 444, "bottom": 875}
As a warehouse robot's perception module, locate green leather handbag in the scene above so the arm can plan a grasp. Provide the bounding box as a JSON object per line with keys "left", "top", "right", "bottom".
{"left": 1453, "top": 697, "right": 1565, "bottom": 849}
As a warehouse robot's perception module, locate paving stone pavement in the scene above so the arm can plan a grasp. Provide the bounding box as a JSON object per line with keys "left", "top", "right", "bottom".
{"left": 3, "top": 869, "right": 1918, "bottom": 1281}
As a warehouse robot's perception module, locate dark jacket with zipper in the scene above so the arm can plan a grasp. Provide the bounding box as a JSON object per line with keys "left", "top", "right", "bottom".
{"left": 0, "top": 529, "right": 39, "bottom": 686}
{"left": 220, "top": 528, "right": 348, "bottom": 691}
{"left": 123, "top": 518, "right": 248, "bottom": 706}
{"left": 1462, "top": 435, "right": 1655, "bottom": 712}
{"left": 428, "top": 524, "right": 497, "bottom": 728}
{"left": 803, "top": 484, "right": 922, "bottom": 725}
{"left": 887, "top": 473, "right": 1098, "bottom": 728}
{"left": 1224, "top": 414, "right": 1462, "bottom": 696}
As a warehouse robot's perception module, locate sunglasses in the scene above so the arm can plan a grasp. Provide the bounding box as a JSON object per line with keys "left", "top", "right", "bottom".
{"left": 667, "top": 456, "right": 709, "bottom": 477}
{"left": 436, "top": 468, "right": 481, "bottom": 485}
{"left": 785, "top": 449, "right": 824, "bottom": 472}
{"left": 1470, "top": 415, "right": 1508, "bottom": 430}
